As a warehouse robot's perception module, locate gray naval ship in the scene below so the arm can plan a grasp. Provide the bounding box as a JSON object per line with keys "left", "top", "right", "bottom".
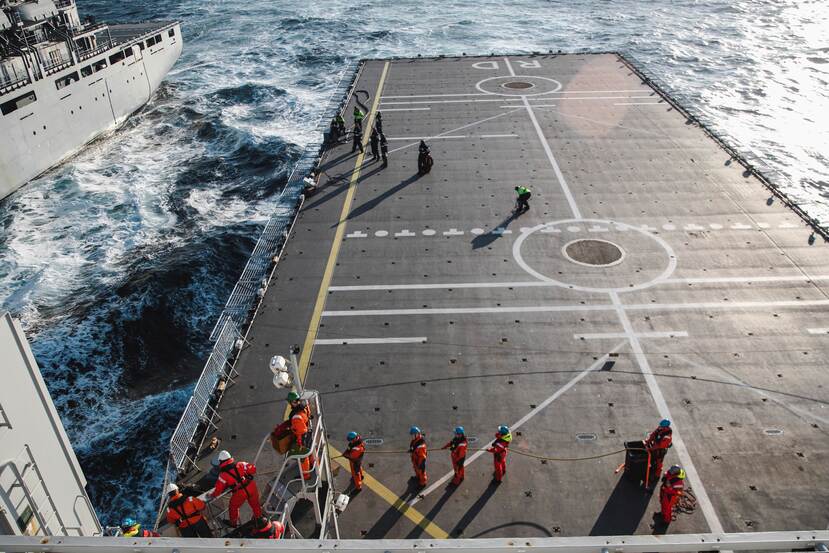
{"left": 0, "top": 0, "right": 181, "bottom": 200}
{"left": 1, "top": 52, "right": 828, "bottom": 553}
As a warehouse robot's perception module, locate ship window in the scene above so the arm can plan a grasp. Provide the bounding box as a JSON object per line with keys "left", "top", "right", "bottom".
{"left": 154, "top": 34, "right": 162, "bottom": 43}
{"left": 92, "top": 59, "right": 107, "bottom": 72}
{"left": 145, "top": 36, "right": 156, "bottom": 47}
{"left": 1, "top": 91, "right": 37, "bottom": 116}
{"left": 168, "top": 28, "right": 175, "bottom": 37}
{"left": 55, "top": 71, "right": 79, "bottom": 90}
{"left": 123, "top": 47, "right": 134, "bottom": 58}
{"left": 109, "top": 51, "right": 125, "bottom": 65}
{"left": 136, "top": 42, "right": 145, "bottom": 51}
{"left": 81, "top": 65, "right": 93, "bottom": 77}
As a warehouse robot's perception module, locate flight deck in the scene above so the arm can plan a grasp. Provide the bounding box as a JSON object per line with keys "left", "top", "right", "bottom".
{"left": 185, "top": 53, "right": 829, "bottom": 540}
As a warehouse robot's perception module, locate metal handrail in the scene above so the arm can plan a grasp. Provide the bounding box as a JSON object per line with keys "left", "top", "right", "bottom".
{"left": 261, "top": 393, "right": 325, "bottom": 515}
{"left": 0, "top": 446, "right": 70, "bottom": 536}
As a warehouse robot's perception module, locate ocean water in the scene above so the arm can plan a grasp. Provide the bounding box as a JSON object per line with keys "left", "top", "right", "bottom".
{"left": 1, "top": 0, "right": 827, "bottom": 526}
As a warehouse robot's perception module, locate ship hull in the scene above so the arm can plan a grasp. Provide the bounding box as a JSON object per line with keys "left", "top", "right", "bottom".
{"left": 0, "top": 23, "right": 182, "bottom": 201}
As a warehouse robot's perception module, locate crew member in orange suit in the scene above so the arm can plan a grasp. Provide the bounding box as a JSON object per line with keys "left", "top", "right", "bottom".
{"left": 441, "top": 426, "right": 468, "bottom": 486}
{"left": 659, "top": 465, "right": 686, "bottom": 524}
{"left": 343, "top": 431, "right": 365, "bottom": 491}
{"left": 487, "top": 425, "right": 512, "bottom": 483}
{"left": 250, "top": 517, "right": 284, "bottom": 539}
{"left": 210, "top": 450, "right": 263, "bottom": 527}
{"left": 645, "top": 419, "right": 673, "bottom": 487}
{"left": 165, "top": 483, "right": 211, "bottom": 537}
{"left": 409, "top": 426, "right": 428, "bottom": 486}
{"left": 287, "top": 391, "right": 316, "bottom": 480}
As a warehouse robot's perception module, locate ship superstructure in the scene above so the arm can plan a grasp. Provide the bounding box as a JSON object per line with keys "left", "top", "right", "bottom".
{"left": 0, "top": 0, "right": 181, "bottom": 200}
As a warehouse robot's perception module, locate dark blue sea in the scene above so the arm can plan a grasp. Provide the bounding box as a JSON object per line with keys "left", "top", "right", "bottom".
{"left": 0, "top": 0, "right": 827, "bottom": 526}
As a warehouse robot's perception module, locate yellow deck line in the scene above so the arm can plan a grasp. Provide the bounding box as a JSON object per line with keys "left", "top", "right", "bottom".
{"left": 272, "top": 62, "right": 448, "bottom": 538}
{"left": 329, "top": 445, "right": 449, "bottom": 539}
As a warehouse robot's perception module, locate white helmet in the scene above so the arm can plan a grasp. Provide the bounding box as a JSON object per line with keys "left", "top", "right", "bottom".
{"left": 217, "top": 450, "right": 231, "bottom": 462}
{"left": 166, "top": 483, "right": 179, "bottom": 495}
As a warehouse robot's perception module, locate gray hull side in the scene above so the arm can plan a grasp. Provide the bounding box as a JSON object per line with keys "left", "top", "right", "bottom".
{"left": 0, "top": 24, "right": 182, "bottom": 201}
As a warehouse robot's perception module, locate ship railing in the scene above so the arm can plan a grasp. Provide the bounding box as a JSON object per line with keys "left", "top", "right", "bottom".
{"left": 76, "top": 43, "right": 112, "bottom": 61}
{"left": 54, "top": 0, "right": 75, "bottom": 9}
{"left": 0, "top": 444, "right": 69, "bottom": 536}
{"left": 43, "top": 59, "right": 73, "bottom": 75}
{"left": 0, "top": 75, "right": 32, "bottom": 96}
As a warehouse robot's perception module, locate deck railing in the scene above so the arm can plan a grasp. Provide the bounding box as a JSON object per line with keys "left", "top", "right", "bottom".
{"left": 0, "top": 75, "right": 31, "bottom": 96}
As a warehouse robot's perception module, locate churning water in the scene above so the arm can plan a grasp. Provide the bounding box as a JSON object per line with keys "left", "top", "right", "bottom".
{"left": 0, "top": 0, "right": 827, "bottom": 524}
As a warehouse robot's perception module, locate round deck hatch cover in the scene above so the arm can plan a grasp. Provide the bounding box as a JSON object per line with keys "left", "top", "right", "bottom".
{"left": 503, "top": 81, "right": 534, "bottom": 89}
{"left": 563, "top": 239, "right": 624, "bottom": 267}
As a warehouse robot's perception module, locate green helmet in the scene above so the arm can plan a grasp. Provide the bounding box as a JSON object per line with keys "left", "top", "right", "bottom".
{"left": 287, "top": 391, "right": 300, "bottom": 402}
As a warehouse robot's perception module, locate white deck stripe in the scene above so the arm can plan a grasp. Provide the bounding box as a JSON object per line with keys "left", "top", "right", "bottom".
{"left": 624, "top": 299, "right": 829, "bottom": 311}
{"left": 322, "top": 299, "right": 829, "bottom": 317}
{"left": 522, "top": 95, "right": 582, "bottom": 218}
{"left": 408, "top": 342, "right": 627, "bottom": 506}
{"left": 609, "top": 291, "right": 724, "bottom": 533}
{"left": 380, "top": 96, "right": 654, "bottom": 105}
{"left": 807, "top": 328, "right": 829, "bottom": 335}
{"left": 379, "top": 107, "right": 431, "bottom": 112}
{"left": 575, "top": 331, "right": 688, "bottom": 340}
{"left": 381, "top": 93, "right": 489, "bottom": 98}
{"left": 330, "top": 274, "right": 829, "bottom": 292}
{"left": 479, "top": 133, "right": 519, "bottom": 138}
{"left": 386, "top": 135, "right": 466, "bottom": 140}
{"left": 614, "top": 102, "right": 663, "bottom": 106}
{"left": 328, "top": 281, "right": 554, "bottom": 292}
{"left": 503, "top": 56, "right": 516, "bottom": 77}
{"left": 313, "top": 337, "right": 427, "bottom": 345}
{"left": 381, "top": 90, "right": 648, "bottom": 99}
{"left": 664, "top": 275, "right": 829, "bottom": 284}
{"left": 381, "top": 98, "right": 522, "bottom": 105}
{"left": 322, "top": 305, "right": 609, "bottom": 317}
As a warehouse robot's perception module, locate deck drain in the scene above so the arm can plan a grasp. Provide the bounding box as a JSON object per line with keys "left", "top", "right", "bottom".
{"left": 502, "top": 81, "right": 534, "bottom": 89}
{"left": 764, "top": 428, "right": 783, "bottom": 436}
{"left": 364, "top": 438, "right": 384, "bottom": 446}
{"left": 563, "top": 239, "right": 625, "bottom": 267}
{"left": 576, "top": 433, "right": 597, "bottom": 442}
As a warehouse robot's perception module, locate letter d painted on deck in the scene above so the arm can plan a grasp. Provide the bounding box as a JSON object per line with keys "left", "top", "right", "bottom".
{"left": 472, "top": 61, "right": 499, "bottom": 70}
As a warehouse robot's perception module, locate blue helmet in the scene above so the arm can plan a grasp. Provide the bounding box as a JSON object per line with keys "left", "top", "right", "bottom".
{"left": 454, "top": 426, "right": 465, "bottom": 435}
{"left": 347, "top": 431, "right": 358, "bottom": 441}
{"left": 121, "top": 517, "right": 137, "bottom": 529}
{"left": 498, "top": 425, "right": 510, "bottom": 435}
{"left": 659, "top": 419, "right": 671, "bottom": 428}
{"left": 409, "top": 426, "right": 421, "bottom": 435}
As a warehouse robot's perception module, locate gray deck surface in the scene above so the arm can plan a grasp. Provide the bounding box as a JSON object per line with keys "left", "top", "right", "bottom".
{"left": 192, "top": 54, "right": 829, "bottom": 540}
